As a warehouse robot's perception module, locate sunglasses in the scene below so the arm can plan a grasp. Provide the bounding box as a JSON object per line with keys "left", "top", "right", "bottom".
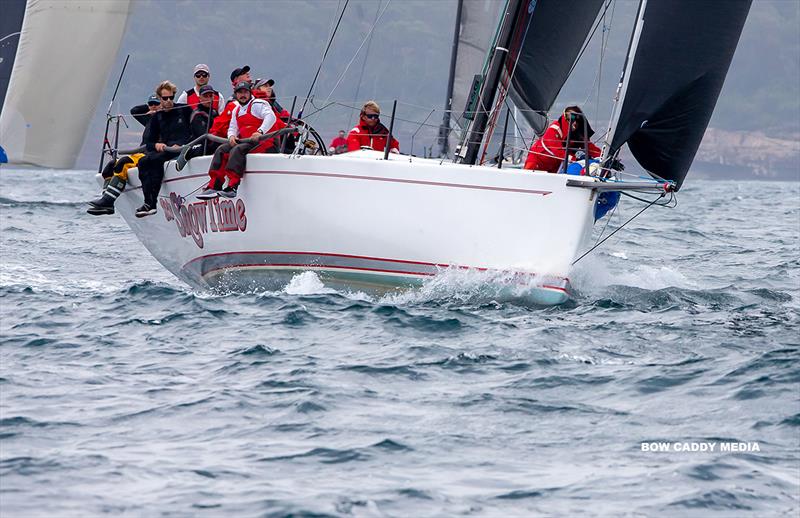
{"left": 161, "top": 95, "right": 175, "bottom": 101}
{"left": 195, "top": 72, "right": 209, "bottom": 78}
{"left": 363, "top": 113, "right": 380, "bottom": 120}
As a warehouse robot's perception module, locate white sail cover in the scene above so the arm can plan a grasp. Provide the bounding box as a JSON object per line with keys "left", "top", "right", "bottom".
{"left": 0, "top": 0, "right": 130, "bottom": 168}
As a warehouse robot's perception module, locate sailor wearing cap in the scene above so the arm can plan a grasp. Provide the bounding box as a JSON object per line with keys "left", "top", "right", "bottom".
{"left": 177, "top": 64, "right": 225, "bottom": 112}
{"left": 229, "top": 65, "right": 252, "bottom": 87}
{"left": 197, "top": 80, "right": 283, "bottom": 199}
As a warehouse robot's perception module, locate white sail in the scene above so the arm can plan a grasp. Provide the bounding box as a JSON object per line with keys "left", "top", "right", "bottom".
{"left": 0, "top": 0, "right": 130, "bottom": 168}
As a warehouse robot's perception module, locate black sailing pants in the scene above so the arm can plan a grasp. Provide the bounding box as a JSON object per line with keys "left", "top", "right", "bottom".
{"left": 138, "top": 150, "right": 179, "bottom": 207}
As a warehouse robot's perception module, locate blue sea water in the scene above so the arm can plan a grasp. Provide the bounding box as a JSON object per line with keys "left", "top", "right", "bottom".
{"left": 0, "top": 169, "right": 798, "bottom": 517}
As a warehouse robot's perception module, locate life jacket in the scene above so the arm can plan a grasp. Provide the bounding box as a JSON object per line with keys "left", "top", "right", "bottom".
{"left": 235, "top": 99, "right": 287, "bottom": 151}
{"left": 235, "top": 99, "right": 268, "bottom": 138}
{"left": 210, "top": 100, "right": 236, "bottom": 138}
{"left": 184, "top": 88, "right": 221, "bottom": 111}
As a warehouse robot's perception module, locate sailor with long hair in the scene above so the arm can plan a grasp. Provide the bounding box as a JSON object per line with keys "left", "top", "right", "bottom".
{"left": 523, "top": 106, "right": 601, "bottom": 173}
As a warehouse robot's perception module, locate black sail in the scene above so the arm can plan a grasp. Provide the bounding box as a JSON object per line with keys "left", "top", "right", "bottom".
{"left": 607, "top": 0, "right": 752, "bottom": 190}
{"left": 507, "top": 0, "right": 605, "bottom": 134}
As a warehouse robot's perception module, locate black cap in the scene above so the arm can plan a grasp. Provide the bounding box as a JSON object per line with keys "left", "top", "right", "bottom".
{"left": 198, "top": 84, "right": 216, "bottom": 96}
{"left": 230, "top": 65, "right": 250, "bottom": 82}
{"left": 147, "top": 94, "right": 161, "bottom": 105}
{"left": 233, "top": 81, "right": 251, "bottom": 92}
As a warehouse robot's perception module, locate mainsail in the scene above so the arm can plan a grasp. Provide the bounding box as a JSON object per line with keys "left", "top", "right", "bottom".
{"left": 0, "top": 0, "right": 131, "bottom": 169}
{"left": 505, "top": 0, "right": 605, "bottom": 135}
{"left": 606, "top": 0, "right": 752, "bottom": 190}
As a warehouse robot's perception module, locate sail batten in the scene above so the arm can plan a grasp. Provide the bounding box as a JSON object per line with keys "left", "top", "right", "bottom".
{"left": 607, "top": 0, "right": 752, "bottom": 190}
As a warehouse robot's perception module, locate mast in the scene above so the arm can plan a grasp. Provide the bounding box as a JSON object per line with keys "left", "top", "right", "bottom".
{"left": 602, "top": 0, "right": 646, "bottom": 161}
{"left": 459, "top": 0, "right": 523, "bottom": 165}
{"left": 438, "top": 0, "right": 463, "bottom": 157}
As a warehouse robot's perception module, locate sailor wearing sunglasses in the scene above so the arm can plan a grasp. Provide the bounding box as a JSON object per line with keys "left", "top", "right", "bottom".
{"left": 346, "top": 100, "right": 399, "bottom": 154}
{"left": 177, "top": 64, "right": 224, "bottom": 112}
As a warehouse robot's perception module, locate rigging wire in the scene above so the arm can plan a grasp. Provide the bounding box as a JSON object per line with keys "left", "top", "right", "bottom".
{"left": 353, "top": 0, "right": 382, "bottom": 105}
{"left": 586, "top": 0, "right": 617, "bottom": 112}
{"left": 565, "top": 0, "right": 616, "bottom": 85}
{"left": 317, "top": 0, "right": 392, "bottom": 116}
{"left": 298, "top": 0, "right": 350, "bottom": 118}
{"left": 503, "top": 97, "right": 531, "bottom": 156}
{"left": 572, "top": 190, "right": 668, "bottom": 266}
{"left": 594, "top": 193, "right": 619, "bottom": 244}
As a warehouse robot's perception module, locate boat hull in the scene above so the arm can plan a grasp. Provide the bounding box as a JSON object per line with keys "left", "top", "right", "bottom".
{"left": 107, "top": 150, "right": 598, "bottom": 305}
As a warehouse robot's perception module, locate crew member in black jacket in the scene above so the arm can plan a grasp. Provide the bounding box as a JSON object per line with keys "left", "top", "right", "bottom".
{"left": 135, "top": 81, "right": 191, "bottom": 217}
{"left": 129, "top": 94, "right": 162, "bottom": 143}
{"left": 183, "top": 84, "right": 220, "bottom": 161}
{"left": 87, "top": 94, "right": 163, "bottom": 216}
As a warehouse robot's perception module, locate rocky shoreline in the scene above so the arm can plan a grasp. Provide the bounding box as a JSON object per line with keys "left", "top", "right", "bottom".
{"left": 693, "top": 128, "right": 800, "bottom": 181}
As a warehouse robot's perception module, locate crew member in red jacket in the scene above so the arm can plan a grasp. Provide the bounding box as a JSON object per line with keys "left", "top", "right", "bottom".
{"left": 347, "top": 101, "right": 399, "bottom": 153}
{"left": 197, "top": 81, "right": 284, "bottom": 199}
{"left": 208, "top": 66, "right": 252, "bottom": 138}
{"left": 523, "top": 106, "right": 601, "bottom": 173}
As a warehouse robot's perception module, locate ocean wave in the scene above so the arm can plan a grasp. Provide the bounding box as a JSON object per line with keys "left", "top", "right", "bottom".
{"left": 668, "top": 489, "right": 755, "bottom": 511}
{"left": 0, "top": 195, "right": 85, "bottom": 208}
{"left": 257, "top": 439, "right": 412, "bottom": 465}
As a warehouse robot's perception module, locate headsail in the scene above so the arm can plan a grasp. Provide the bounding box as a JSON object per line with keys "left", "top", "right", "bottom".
{"left": 0, "top": 0, "right": 131, "bottom": 169}
{"left": 606, "top": 0, "right": 752, "bottom": 190}
{"left": 506, "top": 0, "right": 606, "bottom": 135}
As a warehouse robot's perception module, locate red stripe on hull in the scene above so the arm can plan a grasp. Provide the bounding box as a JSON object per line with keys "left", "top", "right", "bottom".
{"left": 183, "top": 251, "right": 570, "bottom": 293}
{"left": 201, "top": 262, "right": 434, "bottom": 278}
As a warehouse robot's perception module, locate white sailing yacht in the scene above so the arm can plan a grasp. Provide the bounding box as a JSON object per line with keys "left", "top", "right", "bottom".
{"left": 0, "top": 0, "right": 752, "bottom": 305}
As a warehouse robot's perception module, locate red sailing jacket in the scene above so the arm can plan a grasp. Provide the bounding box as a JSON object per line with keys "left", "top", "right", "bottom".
{"left": 346, "top": 122, "right": 399, "bottom": 153}
{"left": 524, "top": 114, "right": 601, "bottom": 173}
{"left": 235, "top": 99, "right": 286, "bottom": 150}
{"left": 210, "top": 99, "right": 236, "bottom": 138}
